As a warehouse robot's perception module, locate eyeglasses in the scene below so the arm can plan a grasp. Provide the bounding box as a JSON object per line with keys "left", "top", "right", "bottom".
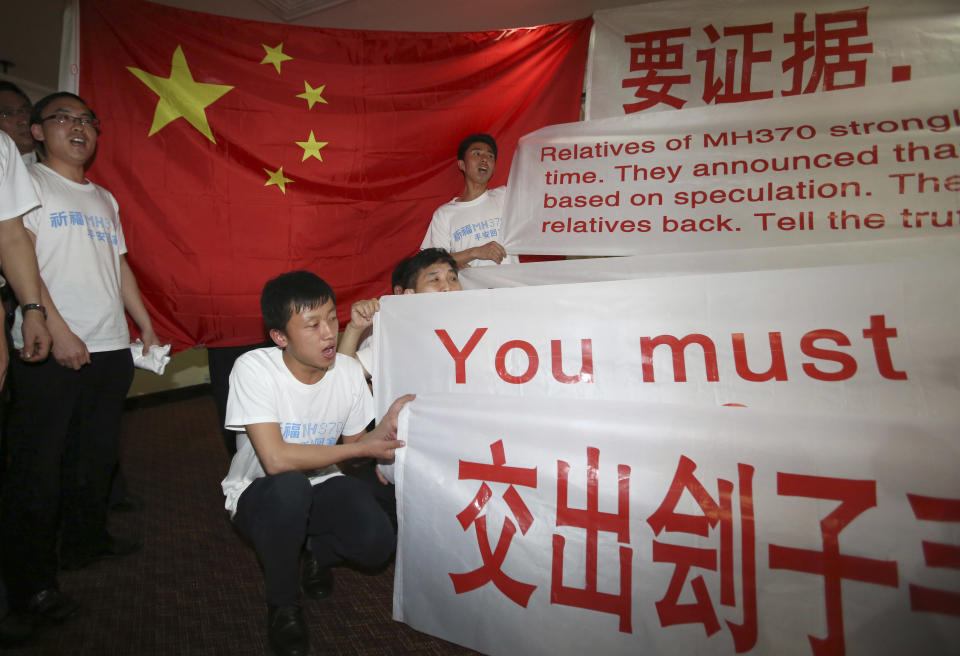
{"left": 41, "top": 112, "right": 101, "bottom": 129}
{"left": 0, "top": 106, "right": 31, "bottom": 119}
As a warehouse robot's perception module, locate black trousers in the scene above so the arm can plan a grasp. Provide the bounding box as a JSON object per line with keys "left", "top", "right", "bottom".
{"left": 232, "top": 472, "right": 395, "bottom": 606}
{"left": 342, "top": 459, "right": 397, "bottom": 534}
{"left": 0, "top": 349, "right": 134, "bottom": 607}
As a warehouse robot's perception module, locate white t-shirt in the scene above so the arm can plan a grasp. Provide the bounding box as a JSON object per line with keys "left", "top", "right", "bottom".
{"left": 0, "top": 132, "right": 38, "bottom": 223}
{"left": 356, "top": 335, "right": 374, "bottom": 379}
{"left": 420, "top": 186, "right": 515, "bottom": 267}
{"left": 12, "top": 162, "right": 129, "bottom": 351}
{"left": 0, "top": 132, "right": 41, "bottom": 289}
{"left": 221, "top": 348, "right": 375, "bottom": 517}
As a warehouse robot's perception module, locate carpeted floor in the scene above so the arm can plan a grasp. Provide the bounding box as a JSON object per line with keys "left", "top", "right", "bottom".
{"left": 5, "top": 393, "right": 477, "bottom": 655}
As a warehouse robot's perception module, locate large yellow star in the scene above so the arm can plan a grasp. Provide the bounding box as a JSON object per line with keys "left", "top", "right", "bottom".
{"left": 264, "top": 166, "right": 293, "bottom": 194}
{"left": 297, "top": 82, "right": 327, "bottom": 109}
{"left": 128, "top": 46, "right": 233, "bottom": 143}
{"left": 261, "top": 43, "right": 293, "bottom": 75}
{"left": 296, "top": 131, "right": 328, "bottom": 163}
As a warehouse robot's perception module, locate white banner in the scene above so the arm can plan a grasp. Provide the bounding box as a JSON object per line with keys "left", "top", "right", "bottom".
{"left": 393, "top": 394, "right": 960, "bottom": 655}
{"left": 373, "top": 257, "right": 960, "bottom": 422}
{"left": 501, "top": 75, "right": 960, "bottom": 257}
{"left": 586, "top": 0, "right": 960, "bottom": 120}
{"left": 460, "top": 235, "right": 960, "bottom": 290}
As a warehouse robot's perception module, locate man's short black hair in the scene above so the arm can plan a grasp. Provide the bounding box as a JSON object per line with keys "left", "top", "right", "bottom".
{"left": 391, "top": 256, "right": 413, "bottom": 292}
{"left": 457, "top": 133, "right": 497, "bottom": 161}
{"left": 30, "top": 91, "right": 95, "bottom": 126}
{"left": 0, "top": 81, "right": 31, "bottom": 106}
{"left": 395, "top": 248, "right": 458, "bottom": 291}
{"left": 261, "top": 271, "right": 336, "bottom": 333}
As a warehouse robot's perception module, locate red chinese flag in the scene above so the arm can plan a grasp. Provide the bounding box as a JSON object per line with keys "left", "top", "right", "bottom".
{"left": 78, "top": 0, "right": 591, "bottom": 350}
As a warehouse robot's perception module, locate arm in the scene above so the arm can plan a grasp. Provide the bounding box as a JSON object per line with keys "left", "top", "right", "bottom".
{"left": 41, "top": 276, "right": 90, "bottom": 370}
{"left": 16, "top": 229, "right": 89, "bottom": 370}
{"left": 341, "top": 393, "right": 414, "bottom": 452}
{"left": 338, "top": 298, "right": 378, "bottom": 373}
{"left": 0, "top": 217, "right": 51, "bottom": 361}
{"left": 246, "top": 422, "right": 378, "bottom": 475}
{"left": 451, "top": 241, "right": 506, "bottom": 268}
{"left": 119, "top": 255, "right": 159, "bottom": 353}
{"left": 246, "top": 393, "right": 413, "bottom": 475}
{"left": 355, "top": 394, "right": 417, "bottom": 486}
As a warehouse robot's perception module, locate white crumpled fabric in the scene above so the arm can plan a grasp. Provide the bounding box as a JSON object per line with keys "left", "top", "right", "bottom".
{"left": 130, "top": 339, "right": 171, "bottom": 375}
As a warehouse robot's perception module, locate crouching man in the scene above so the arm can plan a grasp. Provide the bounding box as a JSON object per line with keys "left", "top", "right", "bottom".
{"left": 221, "top": 271, "right": 412, "bottom": 656}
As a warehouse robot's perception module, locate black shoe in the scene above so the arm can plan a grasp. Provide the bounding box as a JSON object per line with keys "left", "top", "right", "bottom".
{"left": 0, "top": 612, "right": 36, "bottom": 647}
{"left": 61, "top": 534, "right": 144, "bottom": 571}
{"left": 267, "top": 604, "right": 308, "bottom": 656}
{"left": 24, "top": 589, "right": 79, "bottom": 623}
{"left": 301, "top": 554, "right": 334, "bottom": 600}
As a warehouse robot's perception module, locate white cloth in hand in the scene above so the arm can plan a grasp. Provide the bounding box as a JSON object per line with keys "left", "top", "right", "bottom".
{"left": 130, "top": 339, "right": 171, "bottom": 375}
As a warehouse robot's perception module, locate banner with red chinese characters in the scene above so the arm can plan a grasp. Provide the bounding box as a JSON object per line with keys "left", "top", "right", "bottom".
{"left": 459, "top": 235, "right": 960, "bottom": 290}
{"left": 392, "top": 394, "right": 959, "bottom": 655}
{"left": 585, "top": 0, "right": 960, "bottom": 119}
{"left": 372, "top": 256, "right": 960, "bottom": 423}
{"left": 501, "top": 74, "right": 960, "bottom": 257}
{"left": 73, "top": 0, "right": 591, "bottom": 349}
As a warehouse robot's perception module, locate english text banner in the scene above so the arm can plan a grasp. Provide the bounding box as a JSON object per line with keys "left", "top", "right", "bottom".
{"left": 586, "top": 0, "right": 960, "bottom": 119}
{"left": 501, "top": 75, "right": 960, "bottom": 257}
{"left": 393, "top": 394, "right": 960, "bottom": 655}
{"left": 373, "top": 257, "right": 960, "bottom": 421}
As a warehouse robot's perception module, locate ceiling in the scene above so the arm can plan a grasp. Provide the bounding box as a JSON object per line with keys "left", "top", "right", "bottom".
{"left": 0, "top": 0, "right": 646, "bottom": 96}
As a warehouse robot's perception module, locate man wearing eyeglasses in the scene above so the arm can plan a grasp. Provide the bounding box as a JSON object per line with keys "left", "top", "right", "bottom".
{"left": 0, "top": 82, "right": 36, "bottom": 164}
{"left": 1, "top": 92, "right": 161, "bottom": 631}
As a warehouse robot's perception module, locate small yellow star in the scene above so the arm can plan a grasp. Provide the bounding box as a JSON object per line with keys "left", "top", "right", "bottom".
{"left": 264, "top": 166, "right": 293, "bottom": 194}
{"left": 296, "top": 82, "right": 328, "bottom": 109}
{"left": 295, "top": 131, "right": 328, "bottom": 163}
{"left": 261, "top": 43, "right": 293, "bottom": 75}
{"left": 128, "top": 45, "right": 233, "bottom": 143}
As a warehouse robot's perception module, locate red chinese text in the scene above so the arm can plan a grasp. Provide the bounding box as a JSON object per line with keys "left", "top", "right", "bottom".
{"left": 450, "top": 439, "right": 538, "bottom": 607}
{"left": 552, "top": 447, "right": 632, "bottom": 632}
{"left": 906, "top": 493, "right": 960, "bottom": 617}
{"left": 618, "top": 8, "right": 875, "bottom": 112}
{"left": 621, "top": 28, "right": 692, "bottom": 113}
{"left": 782, "top": 8, "right": 873, "bottom": 96}
{"left": 769, "top": 474, "right": 898, "bottom": 656}
{"left": 647, "top": 456, "right": 758, "bottom": 652}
